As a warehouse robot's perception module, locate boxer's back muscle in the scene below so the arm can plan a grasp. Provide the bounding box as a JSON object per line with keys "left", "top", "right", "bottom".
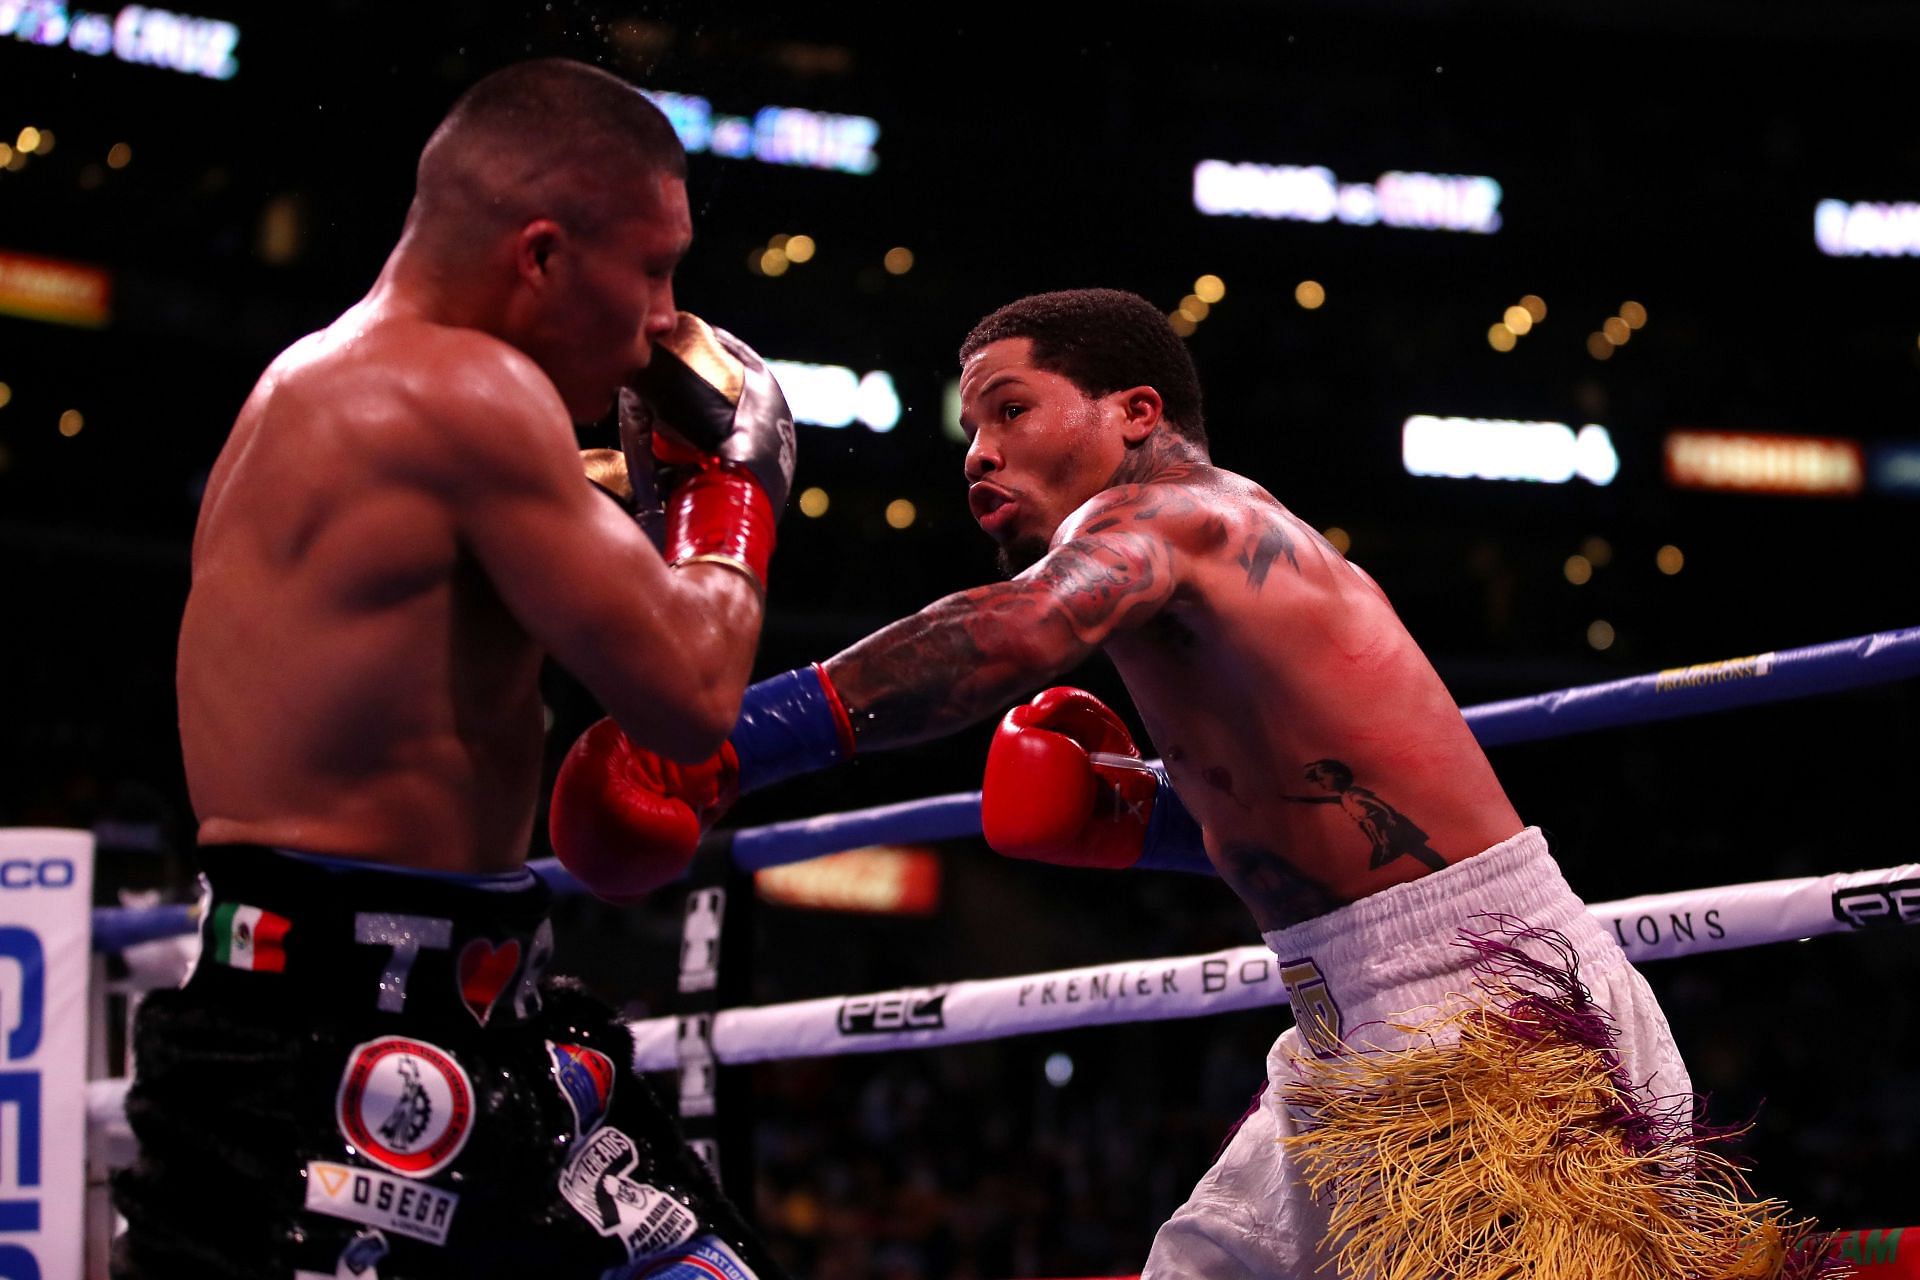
{"left": 180, "top": 311, "right": 544, "bottom": 871}
{"left": 1099, "top": 470, "right": 1521, "bottom": 930}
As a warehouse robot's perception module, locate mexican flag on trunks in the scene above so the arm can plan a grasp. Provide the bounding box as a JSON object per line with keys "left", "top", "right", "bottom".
{"left": 211, "top": 901, "right": 291, "bottom": 971}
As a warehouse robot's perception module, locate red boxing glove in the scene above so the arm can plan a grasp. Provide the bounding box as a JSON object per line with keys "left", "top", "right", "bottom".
{"left": 981, "top": 687, "right": 1162, "bottom": 870}
{"left": 548, "top": 718, "right": 738, "bottom": 904}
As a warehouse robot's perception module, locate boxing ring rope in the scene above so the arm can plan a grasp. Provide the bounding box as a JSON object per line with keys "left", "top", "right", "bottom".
{"left": 625, "top": 861, "right": 1920, "bottom": 1069}
{"left": 676, "top": 623, "right": 1920, "bottom": 875}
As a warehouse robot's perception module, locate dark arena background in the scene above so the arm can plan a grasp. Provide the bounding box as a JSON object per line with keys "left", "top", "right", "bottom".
{"left": 4, "top": 2, "right": 1918, "bottom": 1275}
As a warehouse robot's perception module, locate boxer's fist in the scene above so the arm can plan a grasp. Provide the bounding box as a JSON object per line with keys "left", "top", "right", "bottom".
{"left": 633, "top": 313, "right": 796, "bottom": 513}
{"left": 981, "top": 688, "right": 1161, "bottom": 870}
{"left": 548, "top": 718, "right": 739, "bottom": 904}
{"left": 547, "top": 665, "right": 856, "bottom": 904}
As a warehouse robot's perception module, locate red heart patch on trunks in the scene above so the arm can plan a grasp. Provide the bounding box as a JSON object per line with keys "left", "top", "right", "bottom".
{"left": 457, "top": 937, "right": 522, "bottom": 1026}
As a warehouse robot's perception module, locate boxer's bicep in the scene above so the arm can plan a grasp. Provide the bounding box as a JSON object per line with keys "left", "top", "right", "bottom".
{"left": 827, "top": 528, "right": 1174, "bottom": 750}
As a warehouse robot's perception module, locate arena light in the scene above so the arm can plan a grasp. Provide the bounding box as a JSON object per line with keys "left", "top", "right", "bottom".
{"left": 0, "top": 250, "right": 112, "bottom": 328}
{"left": 755, "top": 846, "right": 940, "bottom": 915}
{"left": 1401, "top": 415, "right": 1619, "bottom": 485}
{"left": 1664, "top": 430, "right": 1864, "bottom": 497}
{"left": 0, "top": 5, "right": 241, "bottom": 80}
{"left": 1193, "top": 160, "right": 1502, "bottom": 234}
{"left": 643, "top": 90, "right": 878, "bottom": 175}
{"left": 765, "top": 360, "right": 900, "bottom": 432}
{"left": 1814, "top": 199, "right": 1920, "bottom": 258}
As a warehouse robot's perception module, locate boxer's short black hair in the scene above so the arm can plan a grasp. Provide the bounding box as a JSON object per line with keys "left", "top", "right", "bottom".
{"left": 960, "top": 288, "right": 1207, "bottom": 445}
{"left": 418, "top": 58, "right": 685, "bottom": 238}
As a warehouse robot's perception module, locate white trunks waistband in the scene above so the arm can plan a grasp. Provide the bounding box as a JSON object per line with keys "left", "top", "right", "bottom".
{"left": 1259, "top": 826, "right": 1621, "bottom": 1013}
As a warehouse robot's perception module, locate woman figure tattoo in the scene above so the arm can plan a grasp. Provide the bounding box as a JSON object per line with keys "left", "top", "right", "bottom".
{"left": 1282, "top": 759, "right": 1447, "bottom": 872}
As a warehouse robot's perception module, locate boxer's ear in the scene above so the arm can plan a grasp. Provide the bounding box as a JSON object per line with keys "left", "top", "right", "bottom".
{"left": 515, "top": 220, "right": 563, "bottom": 282}
{"left": 1113, "top": 385, "right": 1163, "bottom": 445}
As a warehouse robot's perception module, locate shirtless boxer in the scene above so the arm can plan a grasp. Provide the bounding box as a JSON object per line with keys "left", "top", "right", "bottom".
{"left": 556, "top": 288, "right": 1823, "bottom": 1279}
{"left": 115, "top": 59, "right": 795, "bottom": 1280}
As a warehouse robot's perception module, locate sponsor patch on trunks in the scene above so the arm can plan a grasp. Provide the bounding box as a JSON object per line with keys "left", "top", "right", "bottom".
{"left": 335, "top": 1037, "right": 474, "bottom": 1178}
{"left": 547, "top": 1040, "right": 616, "bottom": 1137}
{"left": 624, "top": 1235, "right": 759, "bottom": 1279}
{"left": 558, "top": 1126, "right": 699, "bottom": 1261}
{"left": 304, "top": 1160, "right": 459, "bottom": 1246}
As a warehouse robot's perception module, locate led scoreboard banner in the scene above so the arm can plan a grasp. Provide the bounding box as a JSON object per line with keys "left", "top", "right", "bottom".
{"left": 2, "top": 3, "right": 240, "bottom": 80}
{"left": 1814, "top": 199, "right": 1920, "bottom": 258}
{"left": 1402, "top": 415, "right": 1619, "bottom": 485}
{"left": 644, "top": 90, "right": 879, "bottom": 176}
{"left": 1194, "top": 160, "right": 1503, "bottom": 233}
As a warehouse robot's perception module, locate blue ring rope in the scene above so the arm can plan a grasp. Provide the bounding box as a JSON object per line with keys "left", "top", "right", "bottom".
{"left": 90, "top": 624, "right": 1920, "bottom": 945}
{"left": 717, "top": 624, "right": 1920, "bottom": 873}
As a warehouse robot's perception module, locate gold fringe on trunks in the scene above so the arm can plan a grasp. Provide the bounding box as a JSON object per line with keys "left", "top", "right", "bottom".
{"left": 1280, "top": 920, "right": 1839, "bottom": 1280}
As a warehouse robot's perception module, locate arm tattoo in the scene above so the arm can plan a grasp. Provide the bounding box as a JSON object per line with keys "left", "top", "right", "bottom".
{"left": 827, "top": 531, "right": 1171, "bottom": 750}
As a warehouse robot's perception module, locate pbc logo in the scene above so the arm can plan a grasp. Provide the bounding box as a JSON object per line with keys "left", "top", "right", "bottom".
{"left": 837, "top": 990, "right": 946, "bottom": 1035}
{"left": 1832, "top": 880, "right": 1920, "bottom": 929}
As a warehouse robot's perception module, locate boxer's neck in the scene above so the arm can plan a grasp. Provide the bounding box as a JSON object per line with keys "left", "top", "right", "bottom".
{"left": 1104, "top": 428, "right": 1209, "bottom": 490}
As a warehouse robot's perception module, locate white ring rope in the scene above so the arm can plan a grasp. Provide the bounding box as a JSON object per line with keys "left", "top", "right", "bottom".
{"left": 626, "top": 862, "right": 1920, "bottom": 1070}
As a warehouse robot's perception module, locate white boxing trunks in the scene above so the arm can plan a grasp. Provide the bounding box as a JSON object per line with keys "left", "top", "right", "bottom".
{"left": 1143, "top": 826, "right": 1818, "bottom": 1280}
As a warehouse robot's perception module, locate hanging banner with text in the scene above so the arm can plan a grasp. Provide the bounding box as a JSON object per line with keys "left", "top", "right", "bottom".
{"left": 0, "top": 828, "right": 95, "bottom": 1280}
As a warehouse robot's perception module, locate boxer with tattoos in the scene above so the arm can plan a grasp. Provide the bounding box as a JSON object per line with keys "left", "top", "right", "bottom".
{"left": 554, "top": 289, "right": 1821, "bottom": 1280}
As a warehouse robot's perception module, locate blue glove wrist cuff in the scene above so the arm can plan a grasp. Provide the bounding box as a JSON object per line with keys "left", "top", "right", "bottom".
{"left": 1134, "top": 764, "right": 1211, "bottom": 874}
{"left": 732, "top": 665, "right": 855, "bottom": 794}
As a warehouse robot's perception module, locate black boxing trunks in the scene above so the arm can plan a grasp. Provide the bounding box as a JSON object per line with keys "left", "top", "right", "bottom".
{"left": 111, "top": 844, "right": 785, "bottom": 1280}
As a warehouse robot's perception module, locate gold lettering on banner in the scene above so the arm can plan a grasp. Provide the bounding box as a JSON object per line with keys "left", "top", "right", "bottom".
{"left": 1279, "top": 959, "right": 1344, "bottom": 1059}
{"left": 1654, "top": 652, "right": 1776, "bottom": 693}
